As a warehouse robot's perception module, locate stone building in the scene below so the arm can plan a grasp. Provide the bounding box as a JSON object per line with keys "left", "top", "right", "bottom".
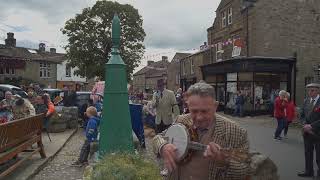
{"left": 199, "top": 0, "right": 320, "bottom": 114}
{"left": 0, "top": 32, "right": 65, "bottom": 88}
{"left": 180, "top": 47, "right": 212, "bottom": 91}
{"left": 132, "top": 56, "right": 169, "bottom": 93}
{"left": 166, "top": 53, "right": 190, "bottom": 91}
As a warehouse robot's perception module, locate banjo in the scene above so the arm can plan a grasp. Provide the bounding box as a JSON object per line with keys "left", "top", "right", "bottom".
{"left": 163, "top": 123, "right": 250, "bottom": 163}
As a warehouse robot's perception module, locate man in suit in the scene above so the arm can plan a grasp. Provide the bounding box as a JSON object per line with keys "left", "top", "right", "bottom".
{"left": 153, "top": 82, "right": 250, "bottom": 180}
{"left": 152, "top": 79, "right": 179, "bottom": 133}
{"left": 298, "top": 83, "right": 320, "bottom": 178}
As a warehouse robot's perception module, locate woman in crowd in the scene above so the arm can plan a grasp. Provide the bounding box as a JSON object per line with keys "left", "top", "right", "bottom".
{"left": 274, "top": 90, "right": 288, "bottom": 140}
{"left": 12, "top": 97, "right": 35, "bottom": 120}
{"left": 283, "top": 92, "right": 296, "bottom": 138}
{"left": 42, "top": 94, "right": 55, "bottom": 128}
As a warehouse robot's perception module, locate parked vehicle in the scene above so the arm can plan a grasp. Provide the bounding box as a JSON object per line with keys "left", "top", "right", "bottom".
{"left": 0, "top": 84, "right": 28, "bottom": 101}
{"left": 43, "top": 88, "right": 63, "bottom": 102}
{"left": 76, "top": 91, "right": 103, "bottom": 110}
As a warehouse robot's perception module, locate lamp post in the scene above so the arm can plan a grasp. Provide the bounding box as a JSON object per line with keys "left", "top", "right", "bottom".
{"left": 98, "top": 14, "right": 133, "bottom": 157}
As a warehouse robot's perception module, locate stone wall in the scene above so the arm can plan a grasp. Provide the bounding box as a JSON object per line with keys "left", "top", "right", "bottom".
{"left": 249, "top": 0, "right": 320, "bottom": 105}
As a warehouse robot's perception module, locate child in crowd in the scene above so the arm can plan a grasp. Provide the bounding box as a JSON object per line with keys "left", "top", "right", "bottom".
{"left": 72, "top": 106, "right": 100, "bottom": 166}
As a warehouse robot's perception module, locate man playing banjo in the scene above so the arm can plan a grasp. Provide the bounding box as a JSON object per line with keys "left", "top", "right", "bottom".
{"left": 153, "top": 82, "right": 250, "bottom": 180}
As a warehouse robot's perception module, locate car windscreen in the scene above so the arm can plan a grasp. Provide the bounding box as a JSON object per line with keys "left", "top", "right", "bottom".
{"left": 12, "top": 88, "right": 28, "bottom": 98}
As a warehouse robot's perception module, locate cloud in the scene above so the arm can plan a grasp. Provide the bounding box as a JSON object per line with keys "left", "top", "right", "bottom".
{"left": 0, "top": 0, "right": 220, "bottom": 57}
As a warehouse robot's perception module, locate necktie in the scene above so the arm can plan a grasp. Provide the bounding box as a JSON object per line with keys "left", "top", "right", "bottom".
{"left": 311, "top": 99, "right": 315, "bottom": 106}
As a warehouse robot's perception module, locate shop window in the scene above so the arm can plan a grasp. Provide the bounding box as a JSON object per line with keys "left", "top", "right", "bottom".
{"left": 226, "top": 82, "right": 237, "bottom": 109}
{"left": 217, "top": 74, "right": 225, "bottom": 82}
{"left": 238, "top": 82, "right": 253, "bottom": 111}
{"left": 280, "top": 73, "right": 287, "bottom": 81}
{"left": 205, "top": 75, "right": 216, "bottom": 83}
{"left": 254, "top": 82, "right": 272, "bottom": 111}
{"left": 238, "top": 72, "right": 253, "bottom": 81}
{"left": 254, "top": 73, "right": 271, "bottom": 81}
{"left": 217, "top": 83, "right": 225, "bottom": 105}
{"left": 5, "top": 68, "right": 10, "bottom": 74}
{"left": 0, "top": 68, "right": 3, "bottom": 74}
{"left": 227, "top": 73, "right": 237, "bottom": 81}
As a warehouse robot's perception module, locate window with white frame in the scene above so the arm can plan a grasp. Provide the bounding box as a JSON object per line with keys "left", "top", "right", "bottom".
{"left": 222, "top": 11, "right": 227, "bottom": 28}
{"left": 0, "top": 68, "right": 15, "bottom": 75}
{"left": 39, "top": 62, "right": 51, "bottom": 78}
{"left": 182, "top": 61, "right": 186, "bottom": 75}
{"left": 66, "top": 66, "right": 71, "bottom": 77}
{"left": 190, "top": 59, "right": 194, "bottom": 74}
{"left": 175, "top": 74, "right": 180, "bottom": 85}
{"left": 228, "top": 7, "right": 232, "bottom": 25}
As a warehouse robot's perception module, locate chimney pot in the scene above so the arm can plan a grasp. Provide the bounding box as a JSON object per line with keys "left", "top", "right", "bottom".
{"left": 50, "top": 48, "right": 56, "bottom": 53}
{"left": 5, "top": 32, "right": 16, "bottom": 47}
{"left": 39, "top": 43, "right": 46, "bottom": 52}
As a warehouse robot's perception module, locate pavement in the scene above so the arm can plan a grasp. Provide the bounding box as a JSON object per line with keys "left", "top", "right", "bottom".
{"left": 220, "top": 113, "right": 310, "bottom": 180}
{"left": 2, "top": 129, "right": 77, "bottom": 180}
{"left": 5, "top": 113, "right": 312, "bottom": 180}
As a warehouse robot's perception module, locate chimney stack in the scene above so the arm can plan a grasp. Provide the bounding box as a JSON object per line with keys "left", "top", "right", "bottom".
{"left": 147, "top": 60, "right": 154, "bottom": 66}
{"left": 39, "top": 43, "right": 45, "bottom": 52}
{"left": 50, "top": 48, "right": 56, "bottom": 53}
{"left": 5, "top": 32, "right": 16, "bottom": 47}
{"left": 162, "top": 56, "right": 168, "bottom": 62}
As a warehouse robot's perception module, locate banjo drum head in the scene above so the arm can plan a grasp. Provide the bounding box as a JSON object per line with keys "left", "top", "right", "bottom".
{"left": 164, "top": 123, "right": 190, "bottom": 161}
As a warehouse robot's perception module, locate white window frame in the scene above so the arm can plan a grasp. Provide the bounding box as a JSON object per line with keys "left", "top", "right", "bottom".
{"left": 228, "top": 7, "right": 233, "bottom": 25}
{"left": 66, "top": 66, "right": 71, "bottom": 77}
{"left": 222, "top": 11, "right": 227, "bottom": 28}
{"left": 39, "top": 62, "right": 51, "bottom": 78}
{"left": 175, "top": 73, "right": 180, "bottom": 85}
{"left": 190, "top": 59, "right": 194, "bottom": 74}
{"left": 182, "top": 61, "right": 186, "bottom": 75}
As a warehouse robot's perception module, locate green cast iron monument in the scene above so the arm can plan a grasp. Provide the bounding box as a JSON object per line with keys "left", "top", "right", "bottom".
{"left": 98, "top": 14, "right": 133, "bottom": 156}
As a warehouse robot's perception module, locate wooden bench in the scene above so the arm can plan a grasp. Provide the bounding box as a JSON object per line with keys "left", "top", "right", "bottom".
{"left": 0, "top": 114, "right": 46, "bottom": 178}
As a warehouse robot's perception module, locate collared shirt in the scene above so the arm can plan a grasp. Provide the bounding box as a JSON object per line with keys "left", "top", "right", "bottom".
{"left": 311, "top": 94, "right": 320, "bottom": 106}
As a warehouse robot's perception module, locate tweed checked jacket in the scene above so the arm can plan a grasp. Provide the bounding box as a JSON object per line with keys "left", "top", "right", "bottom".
{"left": 153, "top": 114, "right": 250, "bottom": 180}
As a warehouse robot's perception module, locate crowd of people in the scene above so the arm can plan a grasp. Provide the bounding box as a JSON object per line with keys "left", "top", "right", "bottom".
{"left": 0, "top": 90, "right": 55, "bottom": 125}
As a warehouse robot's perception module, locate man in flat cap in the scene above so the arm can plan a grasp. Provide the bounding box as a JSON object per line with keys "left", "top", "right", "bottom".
{"left": 298, "top": 83, "right": 320, "bottom": 178}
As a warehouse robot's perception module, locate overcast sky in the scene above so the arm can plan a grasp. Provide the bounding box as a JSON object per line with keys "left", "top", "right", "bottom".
{"left": 0, "top": 0, "right": 219, "bottom": 71}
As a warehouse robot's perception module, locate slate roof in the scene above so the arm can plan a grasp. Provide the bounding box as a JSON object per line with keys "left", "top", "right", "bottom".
{"left": 0, "top": 45, "right": 66, "bottom": 63}
{"left": 171, "top": 53, "right": 191, "bottom": 63}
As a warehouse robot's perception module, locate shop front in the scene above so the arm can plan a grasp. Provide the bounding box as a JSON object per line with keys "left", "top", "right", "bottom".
{"left": 201, "top": 57, "right": 296, "bottom": 116}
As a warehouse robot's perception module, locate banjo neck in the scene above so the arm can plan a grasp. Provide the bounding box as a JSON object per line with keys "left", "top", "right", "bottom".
{"left": 188, "top": 141, "right": 208, "bottom": 152}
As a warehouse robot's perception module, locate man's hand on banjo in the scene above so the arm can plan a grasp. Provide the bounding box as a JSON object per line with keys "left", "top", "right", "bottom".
{"left": 161, "top": 144, "right": 178, "bottom": 172}
{"left": 204, "top": 142, "right": 227, "bottom": 163}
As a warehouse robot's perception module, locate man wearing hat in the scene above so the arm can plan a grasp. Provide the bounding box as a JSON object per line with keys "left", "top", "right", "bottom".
{"left": 152, "top": 79, "right": 179, "bottom": 133}
{"left": 298, "top": 83, "right": 320, "bottom": 178}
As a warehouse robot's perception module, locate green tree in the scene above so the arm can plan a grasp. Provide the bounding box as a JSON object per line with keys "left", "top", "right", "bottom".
{"left": 61, "top": 1, "right": 145, "bottom": 80}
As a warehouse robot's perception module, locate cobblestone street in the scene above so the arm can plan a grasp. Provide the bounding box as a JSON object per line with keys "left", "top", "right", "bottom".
{"left": 32, "top": 130, "right": 86, "bottom": 180}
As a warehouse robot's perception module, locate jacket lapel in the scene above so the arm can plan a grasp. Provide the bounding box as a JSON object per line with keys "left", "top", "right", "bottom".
{"left": 313, "top": 96, "right": 320, "bottom": 110}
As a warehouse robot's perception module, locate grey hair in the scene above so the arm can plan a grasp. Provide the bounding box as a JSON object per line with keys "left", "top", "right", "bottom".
{"left": 279, "top": 90, "right": 287, "bottom": 97}
{"left": 187, "top": 82, "right": 215, "bottom": 99}
{"left": 286, "top": 92, "right": 290, "bottom": 98}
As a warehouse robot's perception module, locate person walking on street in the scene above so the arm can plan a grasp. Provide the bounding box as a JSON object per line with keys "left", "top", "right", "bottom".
{"left": 283, "top": 92, "right": 296, "bottom": 138}
{"left": 233, "top": 90, "right": 245, "bottom": 117}
{"left": 298, "top": 83, "right": 320, "bottom": 178}
{"left": 274, "top": 90, "right": 288, "bottom": 140}
{"left": 152, "top": 79, "right": 179, "bottom": 133}
{"left": 175, "top": 88, "right": 183, "bottom": 115}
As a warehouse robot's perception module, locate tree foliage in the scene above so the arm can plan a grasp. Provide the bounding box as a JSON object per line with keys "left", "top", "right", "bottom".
{"left": 61, "top": 1, "right": 145, "bottom": 80}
